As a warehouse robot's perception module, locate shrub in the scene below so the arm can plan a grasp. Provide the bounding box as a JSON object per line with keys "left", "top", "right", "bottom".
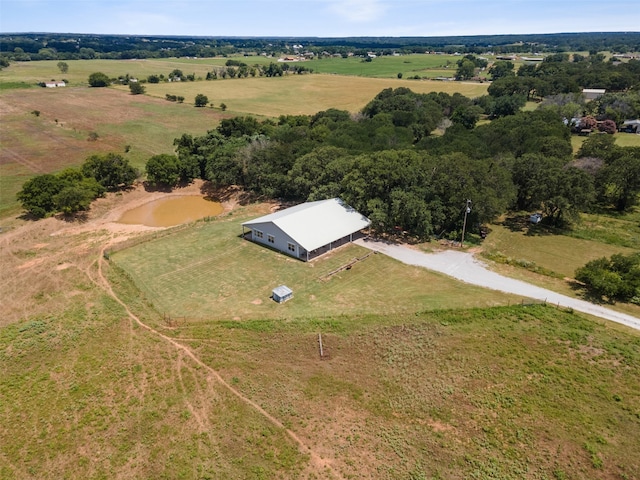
{"left": 88, "top": 72, "right": 110, "bottom": 87}
{"left": 129, "top": 82, "right": 145, "bottom": 95}
{"left": 597, "top": 119, "right": 617, "bottom": 134}
{"left": 575, "top": 253, "right": 640, "bottom": 302}
{"left": 194, "top": 93, "right": 208, "bottom": 107}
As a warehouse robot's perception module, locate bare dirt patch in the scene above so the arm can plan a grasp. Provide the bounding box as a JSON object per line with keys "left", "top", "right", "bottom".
{"left": 0, "top": 180, "right": 236, "bottom": 327}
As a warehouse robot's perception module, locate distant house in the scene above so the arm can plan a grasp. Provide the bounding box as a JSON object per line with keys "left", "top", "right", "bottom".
{"left": 43, "top": 81, "right": 65, "bottom": 88}
{"left": 582, "top": 88, "right": 606, "bottom": 100}
{"left": 530, "top": 213, "right": 543, "bottom": 224}
{"left": 241, "top": 198, "right": 371, "bottom": 261}
{"left": 621, "top": 119, "right": 640, "bottom": 134}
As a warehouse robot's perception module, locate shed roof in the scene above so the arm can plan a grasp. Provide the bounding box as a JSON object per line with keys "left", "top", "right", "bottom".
{"left": 242, "top": 198, "right": 370, "bottom": 252}
{"left": 272, "top": 285, "right": 293, "bottom": 297}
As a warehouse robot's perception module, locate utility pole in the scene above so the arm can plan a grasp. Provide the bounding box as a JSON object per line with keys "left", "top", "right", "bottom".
{"left": 460, "top": 199, "right": 472, "bottom": 247}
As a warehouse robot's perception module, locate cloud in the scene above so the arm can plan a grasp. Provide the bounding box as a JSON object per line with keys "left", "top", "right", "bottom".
{"left": 327, "top": 0, "right": 387, "bottom": 23}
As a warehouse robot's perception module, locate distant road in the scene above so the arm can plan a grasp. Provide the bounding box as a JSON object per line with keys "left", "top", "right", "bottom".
{"left": 355, "top": 239, "right": 640, "bottom": 332}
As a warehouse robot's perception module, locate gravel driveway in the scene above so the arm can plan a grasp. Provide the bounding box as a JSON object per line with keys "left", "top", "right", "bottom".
{"left": 355, "top": 238, "right": 640, "bottom": 331}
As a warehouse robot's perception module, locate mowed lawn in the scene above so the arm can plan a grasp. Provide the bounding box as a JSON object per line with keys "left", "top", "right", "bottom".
{"left": 112, "top": 207, "right": 516, "bottom": 321}
{"left": 571, "top": 132, "right": 640, "bottom": 153}
{"left": 483, "top": 222, "right": 636, "bottom": 278}
{"left": 483, "top": 205, "right": 640, "bottom": 280}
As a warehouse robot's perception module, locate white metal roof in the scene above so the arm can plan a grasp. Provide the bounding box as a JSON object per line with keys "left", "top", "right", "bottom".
{"left": 272, "top": 285, "right": 293, "bottom": 296}
{"left": 243, "top": 198, "right": 370, "bottom": 252}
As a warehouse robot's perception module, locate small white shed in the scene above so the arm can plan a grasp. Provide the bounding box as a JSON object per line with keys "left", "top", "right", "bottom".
{"left": 582, "top": 88, "right": 606, "bottom": 100}
{"left": 272, "top": 285, "right": 293, "bottom": 303}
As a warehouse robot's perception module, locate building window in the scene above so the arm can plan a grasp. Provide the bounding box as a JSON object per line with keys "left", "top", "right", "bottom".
{"left": 254, "top": 230, "right": 263, "bottom": 239}
{"left": 287, "top": 242, "right": 296, "bottom": 252}
{"left": 267, "top": 234, "right": 275, "bottom": 244}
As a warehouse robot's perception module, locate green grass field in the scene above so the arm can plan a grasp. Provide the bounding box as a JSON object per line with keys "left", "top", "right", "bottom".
{"left": 0, "top": 87, "right": 226, "bottom": 216}
{"left": 111, "top": 207, "right": 516, "bottom": 321}
{"left": 297, "top": 53, "right": 460, "bottom": 78}
{"left": 4, "top": 248, "right": 640, "bottom": 479}
{"left": 571, "top": 132, "right": 640, "bottom": 153}
{"left": 133, "top": 74, "right": 488, "bottom": 117}
{"left": 0, "top": 54, "right": 464, "bottom": 87}
{"left": 482, "top": 214, "right": 640, "bottom": 280}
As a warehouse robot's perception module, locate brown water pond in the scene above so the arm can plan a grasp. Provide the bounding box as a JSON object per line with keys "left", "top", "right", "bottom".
{"left": 117, "top": 196, "right": 223, "bottom": 227}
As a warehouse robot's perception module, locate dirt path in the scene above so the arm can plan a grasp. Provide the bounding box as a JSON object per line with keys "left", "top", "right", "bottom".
{"left": 3, "top": 184, "right": 338, "bottom": 477}
{"left": 90, "top": 241, "right": 338, "bottom": 477}
{"left": 52, "top": 183, "right": 339, "bottom": 477}
{"left": 355, "top": 238, "right": 640, "bottom": 331}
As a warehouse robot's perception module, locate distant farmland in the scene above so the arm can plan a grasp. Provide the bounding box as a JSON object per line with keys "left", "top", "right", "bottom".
{"left": 0, "top": 62, "right": 488, "bottom": 215}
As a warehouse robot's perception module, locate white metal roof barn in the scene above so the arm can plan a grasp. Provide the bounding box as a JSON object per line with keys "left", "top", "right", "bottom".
{"left": 241, "top": 198, "right": 371, "bottom": 261}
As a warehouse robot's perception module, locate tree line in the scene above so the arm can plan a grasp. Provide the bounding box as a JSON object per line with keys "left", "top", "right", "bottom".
{"left": 18, "top": 154, "right": 137, "bottom": 218}
{"left": 3, "top": 32, "right": 640, "bottom": 64}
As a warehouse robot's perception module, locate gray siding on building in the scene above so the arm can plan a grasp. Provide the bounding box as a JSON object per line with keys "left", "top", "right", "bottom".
{"left": 248, "top": 222, "right": 303, "bottom": 259}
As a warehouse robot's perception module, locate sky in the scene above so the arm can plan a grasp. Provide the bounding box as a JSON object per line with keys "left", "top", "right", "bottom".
{"left": 1, "top": 0, "right": 638, "bottom": 38}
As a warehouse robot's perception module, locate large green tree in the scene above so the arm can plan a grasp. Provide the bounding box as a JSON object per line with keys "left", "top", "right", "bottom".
{"left": 455, "top": 58, "right": 476, "bottom": 80}
{"left": 145, "top": 154, "right": 181, "bottom": 187}
{"left": 17, "top": 174, "right": 63, "bottom": 218}
{"left": 576, "top": 253, "right": 640, "bottom": 303}
{"left": 88, "top": 72, "right": 110, "bottom": 87}
{"left": 81, "top": 153, "right": 137, "bottom": 189}
{"left": 596, "top": 148, "right": 640, "bottom": 211}
{"left": 17, "top": 169, "right": 104, "bottom": 218}
{"left": 194, "top": 93, "right": 208, "bottom": 107}
{"left": 489, "top": 60, "right": 514, "bottom": 80}
{"left": 512, "top": 153, "right": 595, "bottom": 225}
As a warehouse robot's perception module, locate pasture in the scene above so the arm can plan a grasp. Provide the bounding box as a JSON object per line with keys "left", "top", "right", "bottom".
{"left": 5, "top": 223, "right": 640, "bottom": 480}
{"left": 0, "top": 54, "right": 464, "bottom": 86}
{"left": 0, "top": 61, "right": 488, "bottom": 216}
{"left": 0, "top": 87, "right": 225, "bottom": 216}
{"left": 133, "top": 74, "right": 489, "bottom": 117}
{"left": 294, "top": 53, "right": 460, "bottom": 78}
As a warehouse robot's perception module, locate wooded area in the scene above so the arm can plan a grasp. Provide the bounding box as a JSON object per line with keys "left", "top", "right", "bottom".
{"left": 161, "top": 83, "right": 640, "bottom": 239}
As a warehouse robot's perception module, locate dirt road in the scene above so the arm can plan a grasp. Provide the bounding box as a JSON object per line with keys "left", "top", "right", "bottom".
{"left": 355, "top": 238, "right": 640, "bottom": 331}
